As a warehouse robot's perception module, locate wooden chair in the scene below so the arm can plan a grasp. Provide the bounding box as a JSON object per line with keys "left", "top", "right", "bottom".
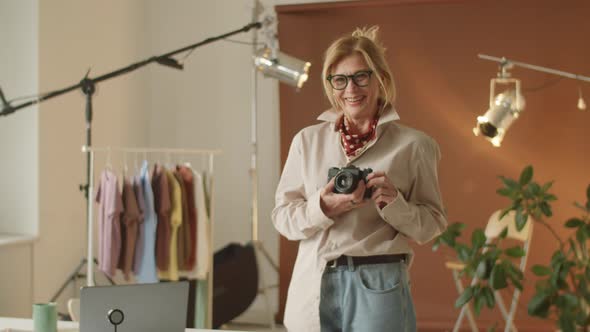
{"left": 445, "top": 210, "right": 533, "bottom": 332}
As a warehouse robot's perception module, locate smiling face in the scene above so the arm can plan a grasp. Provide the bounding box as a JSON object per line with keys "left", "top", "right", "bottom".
{"left": 330, "top": 52, "right": 380, "bottom": 122}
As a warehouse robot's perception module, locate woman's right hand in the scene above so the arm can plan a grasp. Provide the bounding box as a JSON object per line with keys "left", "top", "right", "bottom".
{"left": 320, "top": 178, "right": 369, "bottom": 218}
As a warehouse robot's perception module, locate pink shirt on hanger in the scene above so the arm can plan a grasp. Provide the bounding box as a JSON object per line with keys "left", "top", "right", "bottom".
{"left": 95, "top": 169, "right": 123, "bottom": 278}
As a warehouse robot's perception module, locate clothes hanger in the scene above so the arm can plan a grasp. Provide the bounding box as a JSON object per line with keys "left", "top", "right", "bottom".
{"left": 182, "top": 153, "right": 193, "bottom": 169}
{"left": 122, "top": 152, "right": 129, "bottom": 180}
{"left": 134, "top": 151, "right": 139, "bottom": 174}
{"left": 165, "top": 151, "right": 172, "bottom": 170}
{"left": 105, "top": 147, "right": 113, "bottom": 171}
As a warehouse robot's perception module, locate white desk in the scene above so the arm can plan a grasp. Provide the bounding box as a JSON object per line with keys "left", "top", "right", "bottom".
{"left": 0, "top": 317, "right": 243, "bottom": 332}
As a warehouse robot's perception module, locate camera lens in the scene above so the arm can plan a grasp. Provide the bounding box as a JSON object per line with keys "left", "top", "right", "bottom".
{"left": 334, "top": 172, "right": 355, "bottom": 193}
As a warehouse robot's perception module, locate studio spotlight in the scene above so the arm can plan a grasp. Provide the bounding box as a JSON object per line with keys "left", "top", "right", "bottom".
{"left": 253, "top": 47, "right": 311, "bottom": 89}
{"left": 476, "top": 54, "right": 590, "bottom": 147}
{"left": 473, "top": 75, "right": 524, "bottom": 147}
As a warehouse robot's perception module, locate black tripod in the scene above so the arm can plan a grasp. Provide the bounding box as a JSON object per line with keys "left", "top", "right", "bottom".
{"left": 0, "top": 21, "right": 263, "bottom": 304}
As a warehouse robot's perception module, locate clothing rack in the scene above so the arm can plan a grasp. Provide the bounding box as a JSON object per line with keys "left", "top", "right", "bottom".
{"left": 81, "top": 145, "right": 221, "bottom": 329}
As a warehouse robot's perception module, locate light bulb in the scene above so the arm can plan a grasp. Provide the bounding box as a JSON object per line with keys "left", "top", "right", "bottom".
{"left": 578, "top": 88, "right": 587, "bottom": 110}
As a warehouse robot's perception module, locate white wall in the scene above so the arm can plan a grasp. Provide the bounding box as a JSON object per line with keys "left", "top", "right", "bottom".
{"left": 0, "top": 0, "right": 38, "bottom": 318}
{"left": 0, "top": 0, "right": 38, "bottom": 236}
{"left": 35, "top": 0, "right": 149, "bottom": 312}
{"left": 145, "top": 0, "right": 282, "bottom": 319}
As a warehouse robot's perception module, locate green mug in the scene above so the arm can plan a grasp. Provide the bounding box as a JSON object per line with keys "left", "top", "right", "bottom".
{"left": 32, "top": 302, "right": 57, "bottom": 332}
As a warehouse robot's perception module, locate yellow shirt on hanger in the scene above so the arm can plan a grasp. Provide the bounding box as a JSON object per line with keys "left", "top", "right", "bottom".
{"left": 158, "top": 168, "right": 183, "bottom": 281}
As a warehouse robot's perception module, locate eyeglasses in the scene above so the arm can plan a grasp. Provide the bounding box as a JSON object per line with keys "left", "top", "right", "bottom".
{"left": 326, "top": 70, "right": 373, "bottom": 90}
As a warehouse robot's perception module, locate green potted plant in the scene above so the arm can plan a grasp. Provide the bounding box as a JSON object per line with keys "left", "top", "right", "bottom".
{"left": 433, "top": 166, "right": 590, "bottom": 332}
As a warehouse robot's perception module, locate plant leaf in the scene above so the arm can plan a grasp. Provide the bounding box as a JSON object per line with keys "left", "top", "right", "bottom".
{"left": 519, "top": 165, "right": 533, "bottom": 186}
{"left": 482, "top": 286, "right": 495, "bottom": 308}
{"left": 490, "top": 264, "right": 508, "bottom": 290}
{"left": 528, "top": 292, "right": 551, "bottom": 318}
{"left": 505, "top": 246, "right": 526, "bottom": 258}
{"left": 476, "top": 259, "right": 493, "bottom": 280}
{"left": 499, "top": 227, "right": 508, "bottom": 239}
{"left": 515, "top": 208, "right": 528, "bottom": 231}
{"left": 587, "top": 184, "right": 590, "bottom": 202}
{"left": 540, "top": 202, "right": 552, "bottom": 217}
{"left": 504, "top": 262, "right": 523, "bottom": 290}
{"left": 432, "top": 238, "right": 440, "bottom": 251}
{"left": 499, "top": 208, "right": 512, "bottom": 220}
{"left": 474, "top": 292, "right": 484, "bottom": 316}
{"left": 529, "top": 182, "right": 541, "bottom": 196}
{"left": 559, "top": 314, "right": 575, "bottom": 332}
{"left": 565, "top": 218, "right": 584, "bottom": 228}
{"left": 544, "top": 193, "right": 557, "bottom": 201}
{"left": 510, "top": 276, "right": 523, "bottom": 291}
{"left": 577, "top": 227, "right": 587, "bottom": 245}
{"left": 574, "top": 201, "right": 586, "bottom": 211}
{"left": 457, "top": 244, "right": 471, "bottom": 262}
{"left": 472, "top": 229, "right": 486, "bottom": 249}
{"left": 506, "top": 263, "right": 524, "bottom": 280}
{"left": 557, "top": 293, "right": 578, "bottom": 309}
{"left": 455, "top": 286, "right": 474, "bottom": 308}
{"left": 541, "top": 181, "right": 554, "bottom": 192}
{"left": 532, "top": 265, "right": 552, "bottom": 276}
{"left": 500, "top": 176, "right": 519, "bottom": 190}
{"left": 450, "top": 222, "right": 467, "bottom": 232}
{"left": 496, "top": 187, "right": 513, "bottom": 197}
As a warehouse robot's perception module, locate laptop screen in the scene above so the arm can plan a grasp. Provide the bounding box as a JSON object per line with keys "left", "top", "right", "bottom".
{"left": 79, "top": 282, "right": 189, "bottom": 332}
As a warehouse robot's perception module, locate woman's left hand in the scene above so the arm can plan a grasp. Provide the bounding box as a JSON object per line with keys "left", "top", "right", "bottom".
{"left": 366, "top": 171, "right": 398, "bottom": 209}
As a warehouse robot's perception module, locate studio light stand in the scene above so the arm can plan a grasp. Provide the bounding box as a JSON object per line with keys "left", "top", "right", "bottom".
{"left": 248, "top": 1, "right": 278, "bottom": 330}
{"left": 0, "top": 21, "right": 263, "bottom": 306}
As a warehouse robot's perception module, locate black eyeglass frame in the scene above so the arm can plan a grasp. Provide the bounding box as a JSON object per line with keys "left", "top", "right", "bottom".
{"left": 326, "top": 70, "right": 374, "bottom": 90}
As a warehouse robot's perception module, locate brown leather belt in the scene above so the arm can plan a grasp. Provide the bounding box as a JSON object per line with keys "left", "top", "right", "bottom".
{"left": 326, "top": 254, "right": 407, "bottom": 268}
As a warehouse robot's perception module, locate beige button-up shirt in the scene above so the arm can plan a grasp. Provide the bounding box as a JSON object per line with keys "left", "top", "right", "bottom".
{"left": 272, "top": 106, "right": 447, "bottom": 331}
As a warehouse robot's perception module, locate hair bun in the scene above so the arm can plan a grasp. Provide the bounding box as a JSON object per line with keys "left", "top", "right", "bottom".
{"left": 351, "top": 26, "right": 380, "bottom": 41}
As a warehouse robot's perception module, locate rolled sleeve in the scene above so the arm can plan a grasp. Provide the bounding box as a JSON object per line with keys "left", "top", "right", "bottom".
{"left": 272, "top": 132, "right": 334, "bottom": 241}
{"left": 378, "top": 136, "right": 447, "bottom": 244}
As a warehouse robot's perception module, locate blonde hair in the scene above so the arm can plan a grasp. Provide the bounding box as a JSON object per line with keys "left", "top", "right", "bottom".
{"left": 322, "top": 26, "right": 396, "bottom": 113}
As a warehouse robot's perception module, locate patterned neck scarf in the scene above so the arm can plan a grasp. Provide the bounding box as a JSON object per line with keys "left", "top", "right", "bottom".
{"left": 337, "top": 114, "right": 379, "bottom": 158}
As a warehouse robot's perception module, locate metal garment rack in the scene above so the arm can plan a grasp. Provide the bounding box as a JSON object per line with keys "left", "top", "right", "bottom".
{"left": 81, "top": 145, "right": 221, "bottom": 329}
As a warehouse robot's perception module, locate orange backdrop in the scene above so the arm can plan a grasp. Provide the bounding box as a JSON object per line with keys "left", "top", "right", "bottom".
{"left": 275, "top": 0, "right": 590, "bottom": 330}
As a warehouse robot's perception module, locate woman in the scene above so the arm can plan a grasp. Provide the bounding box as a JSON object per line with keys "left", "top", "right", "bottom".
{"left": 272, "top": 26, "right": 447, "bottom": 332}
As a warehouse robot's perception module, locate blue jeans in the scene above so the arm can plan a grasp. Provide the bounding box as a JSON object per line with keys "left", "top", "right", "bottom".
{"left": 319, "top": 258, "right": 416, "bottom": 332}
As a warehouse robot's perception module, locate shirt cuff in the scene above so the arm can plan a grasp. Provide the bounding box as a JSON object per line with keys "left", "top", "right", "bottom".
{"left": 306, "top": 189, "right": 335, "bottom": 231}
{"left": 377, "top": 192, "right": 409, "bottom": 225}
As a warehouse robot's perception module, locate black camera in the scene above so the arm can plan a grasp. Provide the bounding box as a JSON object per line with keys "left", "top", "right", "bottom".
{"left": 327, "top": 165, "right": 373, "bottom": 199}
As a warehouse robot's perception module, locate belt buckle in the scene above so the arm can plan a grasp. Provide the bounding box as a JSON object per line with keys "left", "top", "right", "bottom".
{"left": 328, "top": 258, "right": 338, "bottom": 268}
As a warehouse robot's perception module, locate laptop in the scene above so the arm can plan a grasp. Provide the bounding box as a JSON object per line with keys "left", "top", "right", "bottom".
{"left": 79, "top": 281, "right": 189, "bottom": 332}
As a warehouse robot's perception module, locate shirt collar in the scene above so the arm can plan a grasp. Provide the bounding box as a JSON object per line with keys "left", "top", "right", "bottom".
{"left": 316, "top": 105, "right": 401, "bottom": 130}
